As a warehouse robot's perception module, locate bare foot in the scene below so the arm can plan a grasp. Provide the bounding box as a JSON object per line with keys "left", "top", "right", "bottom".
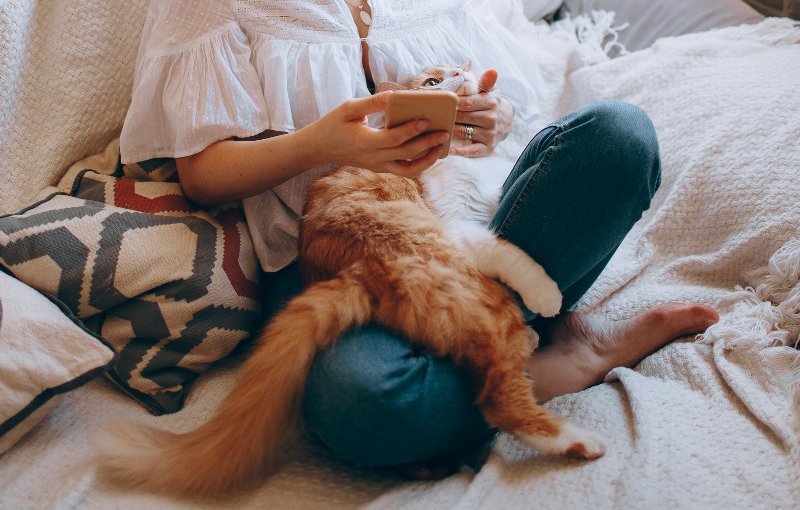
{"left": 528, "top": 303, "right": 719, "bottom": 403}
{"left": 394, "top": 303, "right": 719, "bottom": 479}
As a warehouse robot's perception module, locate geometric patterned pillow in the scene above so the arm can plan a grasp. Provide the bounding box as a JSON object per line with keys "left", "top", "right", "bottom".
{"left": 0, "top": 170, "right": 262, "bottom": 414}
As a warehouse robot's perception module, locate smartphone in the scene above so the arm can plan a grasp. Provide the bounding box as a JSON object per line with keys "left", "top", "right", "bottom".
{"left": 385, "top": 90, "right": 459, "bottom": 159}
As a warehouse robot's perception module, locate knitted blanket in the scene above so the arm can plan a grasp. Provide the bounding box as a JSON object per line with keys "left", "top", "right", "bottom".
{"left": 368, "top": 18, "right": 800, "bottom": 509}
{"left": 0, "top": 0, "right": 148, "bottom": 215}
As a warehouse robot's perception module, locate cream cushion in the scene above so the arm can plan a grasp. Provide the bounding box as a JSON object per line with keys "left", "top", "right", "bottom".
{"left": 562, "top": 0, "right": 764, "bottom": 51}
{"left": 0, "top": 271, "right": 114, "bottom": 455}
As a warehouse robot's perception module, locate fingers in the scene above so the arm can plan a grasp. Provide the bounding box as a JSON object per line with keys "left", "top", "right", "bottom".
{"left": 405, "top": 146, "right": 436, "bottom": 161}
{"left": 340, "top": 91, "right": 393, "bottom": 119}
{"left": 456, "top": 108, "right": 497, "bottom": 129}
{"left": 457, "top": 93, "right": 499, "bottom": 113}
{"left": 386, "top": 146, "right": 442, "bottom": 178}
{"left": 378, "top": 119, "right": 431, "bottom": 148}
{"left": 382, "top": 131, "right": 449, "bottom": 161}
{"left": 453, "top": 123, "right": 494, "bottom": 145}
{"left": 478, "top": 69, "right": 499, "bottom": 93}
{"left": 450, "top": 143, "right": 492, "bottom": 158}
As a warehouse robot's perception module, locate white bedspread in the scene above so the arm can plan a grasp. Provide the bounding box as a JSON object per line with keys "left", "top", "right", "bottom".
{"left": 0, "top": 0, "right": 147, "bottom": 215}
{"left": 1, "top": 9, "right": 799, "bottom": 510}
{"left": 369, "top": 18, "right": 800, "bottom": 509}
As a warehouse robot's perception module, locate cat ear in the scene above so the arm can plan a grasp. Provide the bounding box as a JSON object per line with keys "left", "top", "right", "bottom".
{"left": 376, "top": 81, "right": 408, "bottom": 93}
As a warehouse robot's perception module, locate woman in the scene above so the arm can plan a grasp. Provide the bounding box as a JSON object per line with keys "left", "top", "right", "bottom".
{"left": 121, "top": 0, "right": 718, "bottom": 477}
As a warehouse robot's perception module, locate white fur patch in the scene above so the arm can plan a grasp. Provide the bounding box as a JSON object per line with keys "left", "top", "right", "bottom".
{"left": 518, "top": 423, "right": 606, "bottom": 459}
{"left": 422, "top": 154, "right": 562, "bottom": 317}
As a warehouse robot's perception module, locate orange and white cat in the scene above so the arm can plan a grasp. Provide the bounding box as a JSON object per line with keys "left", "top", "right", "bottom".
{"left": 389, "top": 65, "right": 560, "bottom": 318}
{"left": 96, "top": 68, "right": 605, "bottom": 498}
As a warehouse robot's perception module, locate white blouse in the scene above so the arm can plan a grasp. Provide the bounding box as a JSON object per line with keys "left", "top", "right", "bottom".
{"left": 120, "top": 0, "right": 545, "bottom": 272}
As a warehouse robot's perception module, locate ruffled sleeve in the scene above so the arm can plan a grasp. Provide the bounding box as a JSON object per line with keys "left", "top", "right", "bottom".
{"left": 120, "top": 0, "right": 270, "bottom": 164}
{"left": 458, "top": 1, "right": 546, "bottom": 124}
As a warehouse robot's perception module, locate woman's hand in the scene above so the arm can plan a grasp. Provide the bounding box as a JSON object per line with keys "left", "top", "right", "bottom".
{"left": 302, "top": 91, "right": 450, "bottom": 179}
{"left": 450, "top": 69, "right": 514, "bottom": 158}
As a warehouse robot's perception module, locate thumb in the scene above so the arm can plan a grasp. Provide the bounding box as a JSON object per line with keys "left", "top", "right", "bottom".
{"left": 341, "top": 91, "right": 392, "bottom": 119}
{"left": 478, "top": 69, "right": 498, "bottom": 93}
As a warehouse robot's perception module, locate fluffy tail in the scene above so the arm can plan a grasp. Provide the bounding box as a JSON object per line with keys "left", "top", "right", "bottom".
{"left": 96, "top": 275, "right": 373, "bottom": 497}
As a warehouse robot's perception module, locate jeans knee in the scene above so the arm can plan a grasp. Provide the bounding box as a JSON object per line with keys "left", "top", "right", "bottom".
{"left": 302, "top": 326, "right": 491, "bottom": 466}
{"left": 584, "top": 100, "right": 661, "bottom": 200}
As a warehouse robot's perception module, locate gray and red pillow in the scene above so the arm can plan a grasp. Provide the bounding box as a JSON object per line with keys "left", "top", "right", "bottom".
{"left": 0, "top": 158, "right": 262, "bottom": 414}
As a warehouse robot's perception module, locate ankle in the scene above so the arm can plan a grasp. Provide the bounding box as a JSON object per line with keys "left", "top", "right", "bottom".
{"left": 527, "top": 343, "right": 607, "bottom": 403}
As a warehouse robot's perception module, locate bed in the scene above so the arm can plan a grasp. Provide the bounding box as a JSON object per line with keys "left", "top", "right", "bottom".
{"left": 1, "top": 1, "right": 798, "bottom": 508}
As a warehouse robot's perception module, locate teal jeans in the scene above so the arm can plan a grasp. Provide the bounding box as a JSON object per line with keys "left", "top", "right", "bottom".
{"left": 263, "top": 101, "right": 661, "bottom": 466}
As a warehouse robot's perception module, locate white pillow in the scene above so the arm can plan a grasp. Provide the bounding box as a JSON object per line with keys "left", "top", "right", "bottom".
{"left": 0, "top": 271, "right": 115, "bottom": 455}
{"left": 562, "top": 0, "right": 763, "bottom": 52}
{"left": 480, "top": 0, "right": 561, "bottom": 27}
{"left": 522, "top": 0, "right": 563, "bottom": 20}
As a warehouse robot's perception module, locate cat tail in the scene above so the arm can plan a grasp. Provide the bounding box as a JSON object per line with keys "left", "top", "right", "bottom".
{"left": 95, "top": 274, "right": 373, "bottom": 498}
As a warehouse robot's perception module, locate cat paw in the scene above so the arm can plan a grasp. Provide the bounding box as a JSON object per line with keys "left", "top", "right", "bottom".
{"left": 519, "top": 278, "right": 562, "bottom": 318}
{"left": 518, "top": 423, "right": 606, "bottom": 460}
{"left": 559, "top": 428, "right": 606, "bottom": 460}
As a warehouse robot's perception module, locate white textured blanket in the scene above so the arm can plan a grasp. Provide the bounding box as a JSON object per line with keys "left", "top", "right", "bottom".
{"left": 368, "top": 18, "right": 800, "bottom": 509}
{"left": 0, "top": 0, "right": 147, "bottom": 215}
{"left": 1, "top": 8, "right": 799, "bottom": 510}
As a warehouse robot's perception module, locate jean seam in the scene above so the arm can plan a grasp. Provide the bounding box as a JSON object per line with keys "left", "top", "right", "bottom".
{"left": 495, "top": 125, "right": 565, "bottom": 238}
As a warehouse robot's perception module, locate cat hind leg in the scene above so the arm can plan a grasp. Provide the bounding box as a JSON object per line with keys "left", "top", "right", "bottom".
{"left": 471, "top": 327, "right": 606, "bottom": 461}
{"left": 479, "top": 373, "right": 606, "bottom": 461}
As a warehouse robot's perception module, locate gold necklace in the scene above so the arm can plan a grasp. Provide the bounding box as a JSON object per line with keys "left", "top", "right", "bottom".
{"left": 344, "top": 0, "right": 372, "bottom": 26}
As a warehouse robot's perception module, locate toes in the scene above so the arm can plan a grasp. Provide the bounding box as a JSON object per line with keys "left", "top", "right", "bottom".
{"left": 693, "top": 304, "right": 720, "bottom": 328}
{"left": 647, "top": 303, "right": 720, "bottom": 338}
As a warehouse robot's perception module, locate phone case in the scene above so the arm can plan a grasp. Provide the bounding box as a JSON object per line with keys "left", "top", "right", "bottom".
{"left": 385, "top": 90, "right": 459, "bottom": 159}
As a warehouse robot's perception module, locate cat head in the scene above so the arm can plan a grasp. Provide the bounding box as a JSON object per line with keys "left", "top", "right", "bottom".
{"left": 377, "top": 64, "right": 479, "bottom": 96}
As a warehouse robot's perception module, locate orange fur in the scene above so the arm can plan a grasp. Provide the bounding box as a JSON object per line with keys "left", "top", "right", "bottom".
{"left": 96, "top": 273, "right": 372, "bottom": 496}
{"left": 96, "top": 167, "right": 604, "bottom": 498}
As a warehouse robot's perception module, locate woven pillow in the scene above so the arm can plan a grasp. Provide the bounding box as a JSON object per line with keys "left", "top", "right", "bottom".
{"left": 0, "top": 169, "right": 262, "bottom": 414}
{"left": 561, "top": 0, "right": 763, "bottom": 52}
{"left": 0, "top": 271, "right": 115, "bottom": 455}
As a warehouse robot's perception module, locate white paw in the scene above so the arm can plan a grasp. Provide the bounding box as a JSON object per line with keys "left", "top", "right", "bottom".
{"left": 518, "top": 423, "right": 606, "bottom": 460}
{"left": 519, "top": 276, "right": 562, "bottom": 318}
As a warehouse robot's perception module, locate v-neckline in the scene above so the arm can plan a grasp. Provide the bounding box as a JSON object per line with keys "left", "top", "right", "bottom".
{"left": 340, "top": 0, "right": 373, "bottom": 39}
{"left": 341, "top": 0, "right": 376, "bottom": 93}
